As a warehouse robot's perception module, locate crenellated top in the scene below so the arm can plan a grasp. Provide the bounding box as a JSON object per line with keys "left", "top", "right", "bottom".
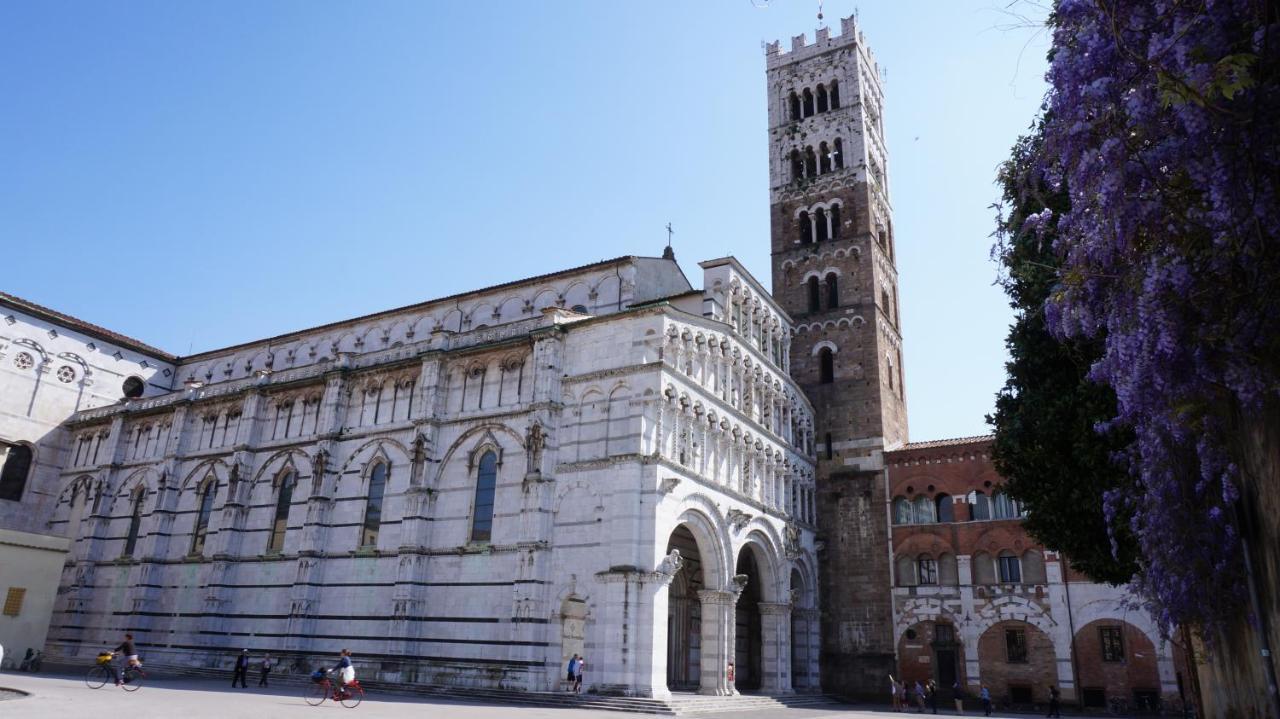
{"left": 765, "top": 14, "right": 880, "bottom": 80}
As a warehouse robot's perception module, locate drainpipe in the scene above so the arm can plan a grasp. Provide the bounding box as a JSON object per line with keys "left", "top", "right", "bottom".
{"left": 1062, "top": 559, "right": 1082, "bottom": 708}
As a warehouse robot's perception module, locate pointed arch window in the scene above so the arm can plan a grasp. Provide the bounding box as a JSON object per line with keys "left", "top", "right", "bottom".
{"left": 190, "top": 477, "right": 217, "bottom": 555}
{"left": 470, "top": 450, "right": 498, "bottom": 542}
{"left": 0, "top": 443, "right": 33, "bottom": 502}
{"left": 123, "top": 488, "right": 144, "bottom": 557}
{"left": 818, "top": 348, "right": 834, "bottom": 384}
{"left": 361, "top": 462, "right": 388, "bottom": 547}
{"left": 268, "top": 469, "right": 296, "bottom": 553}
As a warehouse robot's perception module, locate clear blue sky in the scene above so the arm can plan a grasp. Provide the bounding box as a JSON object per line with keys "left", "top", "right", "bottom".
{"left": 0, "top": 1, "right": 1049, "bottom": 442}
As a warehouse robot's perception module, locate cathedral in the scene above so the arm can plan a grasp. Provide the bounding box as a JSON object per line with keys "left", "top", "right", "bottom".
{"left": 3, "top": 14, "right": 1113, "bottom": 702}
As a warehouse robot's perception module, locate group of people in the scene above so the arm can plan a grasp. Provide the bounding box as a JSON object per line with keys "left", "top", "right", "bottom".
{"left": 564, "top": 653, "right": 586, "bottom": 693}
{"left": 230, "top": 648, "right": 275, "bottom": 688}
{"left": 889, "top": 674, "right": 1064, "bottom": 717}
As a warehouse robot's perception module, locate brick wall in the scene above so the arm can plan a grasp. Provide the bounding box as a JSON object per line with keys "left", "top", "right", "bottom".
{"left": 976, "top": 620, "right": 1057, "bottom": 705}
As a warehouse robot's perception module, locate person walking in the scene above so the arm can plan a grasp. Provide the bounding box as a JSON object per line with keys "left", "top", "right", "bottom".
{"left": 915, "top": 681, "right": 927, "bottom": 713}
{"left": 572, "top": 655, "right": 585, "bottom": 694}
{"left": 1047, "top": 685, "right": 1061, "bottom": 718}
{"left": 953, "top": 681, "right": 966, "bottom": 714}
{"left": 258, "top": 653, "right": 273, "bottom": 687}
{"left": 232, "top": 649, "right": 250, "bottom": 688}
{"left": 890, "top": 674, "right": 902, "bottom": 712}
{"left": 565, "top": 654, "right": 580, "bottom": 692}
{"left": 980, "top": 686, "right": 992, "bottom": 717}
{"left": 928, "top": 680, "right": 939, "bottom": 714}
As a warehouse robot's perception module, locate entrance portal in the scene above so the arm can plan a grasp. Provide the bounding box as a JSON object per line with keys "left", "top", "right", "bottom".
{"left": 666, "top": 526, "right": 704, "bottom": 690}
{"left": 734, "top": 550, "right": 763, "bottom": 691}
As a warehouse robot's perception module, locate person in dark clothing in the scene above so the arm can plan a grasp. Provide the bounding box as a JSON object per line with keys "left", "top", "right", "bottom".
{"left": 1047, "top": 685, "right": 1061, "bottom": 718}
{"left": 928, "top": 680, "right": 939, "bottom": 714}
{"left": 109, "top": 633, "right": 139, "bottom": 686}
{"left": 232, "top": 649, "right": 250, "bottom": 688}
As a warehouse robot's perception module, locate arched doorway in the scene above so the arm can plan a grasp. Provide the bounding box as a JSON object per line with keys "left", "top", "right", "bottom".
{"left": 734, "top": 549, "right": 763, "bottom": 691}
{"left": 666, "top": 525, "right": 704, "bottom": 690}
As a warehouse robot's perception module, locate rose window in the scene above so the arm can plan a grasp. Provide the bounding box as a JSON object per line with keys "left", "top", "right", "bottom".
{"left": 14, "top": 352, "right": 33, "bottom": 370}
{"left": 57, "top": 365, "right": 76, "bottom": 383}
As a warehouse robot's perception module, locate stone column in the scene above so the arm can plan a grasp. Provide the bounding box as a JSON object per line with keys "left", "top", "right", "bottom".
{"left": 697, "top": 589, "right": 739, "bottom": 696}
{"left": 594, "top": 568, "right": 670, "bottom": 697}
{"left": 758, "top": 602, "right": 794, "bottom": 695}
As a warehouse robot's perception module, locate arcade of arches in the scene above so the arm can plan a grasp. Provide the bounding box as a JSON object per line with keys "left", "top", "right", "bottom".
{"left": 662, "top": 522, "right": 819, "bottom": 696}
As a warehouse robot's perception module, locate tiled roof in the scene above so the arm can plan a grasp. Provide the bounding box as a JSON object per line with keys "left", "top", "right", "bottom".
{"left": 0, "top": 291, "right": 176, "bottom": 361}
{"left": 896, "top": 434, "right": 994, "bottom": 451}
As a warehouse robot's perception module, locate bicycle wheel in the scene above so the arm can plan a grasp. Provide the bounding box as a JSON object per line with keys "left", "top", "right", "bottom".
{"left": 340, "top": 684, "right": 363, "bottom": 708}
{"left": 121, "top": 668, "right": 144, "bottom": 692}
{"left": 85, "top": 664, "right": 111, "bottom": 689}
{"left": 304, "top": 681, "right": 329, "bottom": 706}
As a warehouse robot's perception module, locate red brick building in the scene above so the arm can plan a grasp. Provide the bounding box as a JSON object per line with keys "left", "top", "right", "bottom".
{"left": 885, "top": 435, "right": 1189, "bottom": 712}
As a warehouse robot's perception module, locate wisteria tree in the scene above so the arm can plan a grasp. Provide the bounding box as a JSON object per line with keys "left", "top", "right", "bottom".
{"left": 1010, "top": 0, "right": 1280, "bottom": 637}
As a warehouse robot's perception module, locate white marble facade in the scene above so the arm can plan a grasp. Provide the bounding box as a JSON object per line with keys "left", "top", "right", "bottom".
{"left": 25, "top": 255, "right": 819, "bottom": 697}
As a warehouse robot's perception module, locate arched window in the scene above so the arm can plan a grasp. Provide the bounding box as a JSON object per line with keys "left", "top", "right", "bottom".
{"left": 470, "top": 451, "right": 498, "bottom": 542}
{"left": 361, "top": 462, "right": 388, "bottom": 547}
{"left": 833, "top": 138, "right": 844, "bottom": 169}
{"left": 895, "top": 554, "right": 916, "bottom": 587}
{"left": 0, "top": 443, "right": 33, "bottom": 502}
{"left": 887, "top": 356, "right": 895, "bottom": 391}
{"left": 825, "top": 274, "right": 839, "bottom": 309}
{"left": 1021, "top": 549, "right": 1046, "bottom": 584}
{"left": 882, "top": 289, "right": 893, "bottom": 324}
{"left": 892, "top": 496, "right": 912, "bottom": 525}
{"left": 913, "top": 495, "right": 935, "bottom": 523}
{"left": 799, "top": 211, "right": 813, "bottom": 244}
{"left": 972, "top": 551, "right": 996, "bottom": 584}
{"left": 123, "top": 488, "right": 144, "bottom": 557}
{"left": 802, "top": 88, "right": 814, "bottom": 117}
{"left": 939, "top": 553, "right": 959, "bottom": 585}
{"left": 268, "top": 469, "right": 295, "bottom": 553}
{"left": 806, "top": 276, "right": 820, "bottom": 313}
{"left": 815, "top": 208, "right": 829, "bottom": 242}
{"left": 190, "top": 477, "right": 216, "bottom": 555}
{"left": 969, "top": 490, "right": 991, "bottom": 520}
{"left": 818, "top": 348, "right": 834, "bottom": 384}
{"left": 935, "top": 493, "right": 954, "bottom": 522}
{"left": 804, "top": 147, "right": 818, "bottom": 177}
{"left": 829, "top": 203, "right": 841, "bottom": 240}
{"left": 993, "top": 490, "right": 1019, "bottom": 519}
{"left": 790, "top": 150, "right": 804, "bottom": 182}
{"left": 917, "top": 554, "right": 938, "bottom": 585}
{"left": 997, "top": 550, "right": 1022, "bottom": 583}
{"left": 829, "top": 79, "right": 840, "bottom": 109}
{"left": 788, "top": 91, "right": 801, "bottom": 121}
{"left": 816, "top": 84, "right": 829, "bottom": 113}
{"left": 819, "top": 141, "right": 831, "bottom": 174}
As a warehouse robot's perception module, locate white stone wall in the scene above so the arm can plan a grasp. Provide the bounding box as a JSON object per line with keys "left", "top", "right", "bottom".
{"left": 36, "top": 257, "right": 819, "bottom": 697}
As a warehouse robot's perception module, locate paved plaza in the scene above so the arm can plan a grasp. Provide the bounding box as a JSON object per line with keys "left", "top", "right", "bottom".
{"left": 0, "top": 672, "right": 875, "bottom": 719}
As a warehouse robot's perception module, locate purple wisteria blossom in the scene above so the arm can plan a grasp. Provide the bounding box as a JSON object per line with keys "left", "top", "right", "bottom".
{"left": 1038, "top": 0, "right": 1280, "bottom": 635}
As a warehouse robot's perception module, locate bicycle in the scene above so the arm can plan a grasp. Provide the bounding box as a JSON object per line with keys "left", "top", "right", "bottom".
{"left": 304, "top": 670, "right": 364, "bottom": 708}
{"left": 85, "top": 653, "right": 147, "bottom": 692}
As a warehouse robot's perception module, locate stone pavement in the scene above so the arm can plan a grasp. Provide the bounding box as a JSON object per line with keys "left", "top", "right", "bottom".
{"left": 0, "top": 672, "right": 862, "bottom": 719}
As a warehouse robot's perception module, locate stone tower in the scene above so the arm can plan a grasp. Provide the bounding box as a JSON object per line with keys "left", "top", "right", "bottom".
{"left": 765, "top": 16, "right": 908, "bottom": 697}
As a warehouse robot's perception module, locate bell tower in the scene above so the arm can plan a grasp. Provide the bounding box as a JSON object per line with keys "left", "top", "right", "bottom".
{"left": 765, "top": 16, "right": 907, "bottom": 697}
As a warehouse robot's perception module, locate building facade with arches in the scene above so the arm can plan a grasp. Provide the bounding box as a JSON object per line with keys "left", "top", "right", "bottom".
{"left": 885, "top": 436, "right": 1188, "bottom": 712}
{"left": 7, "top": 254, "right": 818, "bottom": 697}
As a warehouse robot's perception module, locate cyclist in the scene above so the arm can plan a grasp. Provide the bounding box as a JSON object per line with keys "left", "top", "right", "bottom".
{"left": 108, "top": 633, "right": 141, "bottom": 686}
{"left": 330, "top": 649, "right": 355, "bottom": 697}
